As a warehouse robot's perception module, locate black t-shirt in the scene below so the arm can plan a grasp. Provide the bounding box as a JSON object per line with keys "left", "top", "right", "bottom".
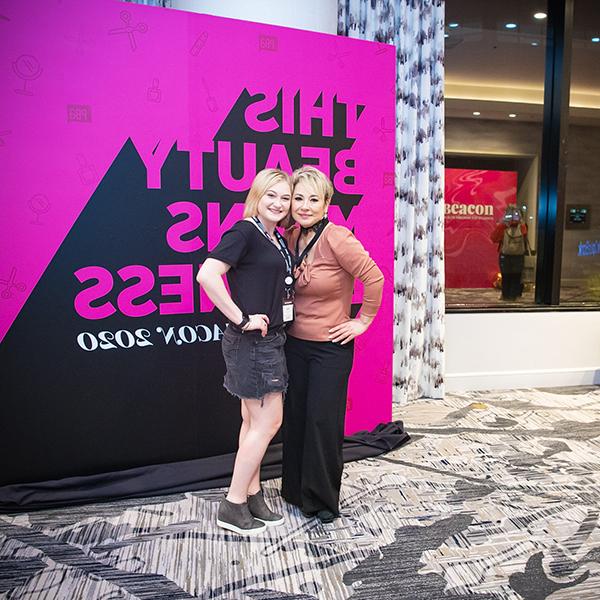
{"left": 208, "top": 219, "right": 289, "bottom": 329}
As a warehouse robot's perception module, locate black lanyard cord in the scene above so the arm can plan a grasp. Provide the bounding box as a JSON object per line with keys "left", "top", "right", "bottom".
{"left": 294, "top": 218, "right": 329, "bottom": 269}
{"left": 251, "top": 217, "right": 294, "bottom": 284}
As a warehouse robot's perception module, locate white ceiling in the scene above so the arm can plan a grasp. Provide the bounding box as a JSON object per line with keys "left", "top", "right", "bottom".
{"left": 446, "top": 0, "right": 600, "bottom": 125}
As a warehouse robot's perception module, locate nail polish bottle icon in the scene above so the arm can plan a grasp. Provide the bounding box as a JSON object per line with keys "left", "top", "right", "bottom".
{"left": 202, "top": 78, "right": 218, "bottom": 112}
{"left": 76, "top": 154, "right": 97, "bottom": 185}
{"left": 147, "top": 78, "right": 161, "bottom": 103}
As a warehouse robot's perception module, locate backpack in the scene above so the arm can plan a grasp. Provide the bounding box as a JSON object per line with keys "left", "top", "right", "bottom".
{"left": 501, "top": 226, "right": 525, "bottom": 255}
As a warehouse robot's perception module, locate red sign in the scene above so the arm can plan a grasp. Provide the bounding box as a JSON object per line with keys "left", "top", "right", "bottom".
{"left": 445, "top": 168, "right": 518, "bottom": 288}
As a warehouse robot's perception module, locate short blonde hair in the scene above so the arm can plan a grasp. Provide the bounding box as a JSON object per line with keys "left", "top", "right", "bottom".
{"left": 243, "top": 168, "right": 292, "bottom": 218}
{"left": 292, "top": 166, "right": 334, "bottom": 204}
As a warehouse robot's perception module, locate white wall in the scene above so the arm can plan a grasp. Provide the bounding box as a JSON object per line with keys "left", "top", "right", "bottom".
{"left": 171, "top": 0, "right": 338, "bottom": 34}
{"left": 446, "top": 311, "right": 600, "bottom": 391}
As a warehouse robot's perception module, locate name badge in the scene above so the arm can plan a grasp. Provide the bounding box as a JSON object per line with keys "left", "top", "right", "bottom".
{"left": 282, "top": 300, "right": 294, "bottom": 323}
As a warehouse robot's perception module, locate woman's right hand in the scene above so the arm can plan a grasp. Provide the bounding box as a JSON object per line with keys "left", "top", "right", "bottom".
{"left": 243, "top": 314, "right": 269, "bottom": 337}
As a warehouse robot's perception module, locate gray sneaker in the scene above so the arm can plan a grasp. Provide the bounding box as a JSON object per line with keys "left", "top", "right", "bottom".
{"left": 248, "top": 489, "right": 284, "bottom": 526}
{"left": 217, "top": 498, "right": 267, "bottom": 535}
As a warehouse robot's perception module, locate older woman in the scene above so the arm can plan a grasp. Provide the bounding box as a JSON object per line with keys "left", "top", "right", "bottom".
{"left": 282, "top": 166, "right": 384, "bottom": 523}
{"left": 197, "top": 168, "right": 293, "bottom": 535}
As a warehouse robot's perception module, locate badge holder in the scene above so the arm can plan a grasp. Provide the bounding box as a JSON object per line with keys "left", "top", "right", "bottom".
{"left": 283, "top": 276, "right": 295, "bottom": 323}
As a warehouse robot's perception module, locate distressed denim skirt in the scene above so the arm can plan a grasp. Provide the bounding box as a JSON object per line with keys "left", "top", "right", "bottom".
{"left": 221, "top": 324, "right": 288, "bottom": 401}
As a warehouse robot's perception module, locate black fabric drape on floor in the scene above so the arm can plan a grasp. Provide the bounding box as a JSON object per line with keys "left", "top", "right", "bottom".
{"left": 0, "top": 421, "right": 410, "bottom": 513}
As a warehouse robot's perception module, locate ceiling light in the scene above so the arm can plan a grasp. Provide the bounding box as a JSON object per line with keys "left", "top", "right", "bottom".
{"left": 531, "top": 41, "right": 540, "bottom": 46}
{"left": 533, "top": 12, "right": 547, "bottom": 20}
{"left": 592, "top": 37, "right": 600, "bottom": 43}
{"left": 448, "top": 22, "right": 460, "bottom": 28}
{"left": 508, "top": 113, "right": 517, "bottom": 118}
{"left": 505, "top": 23, "right": 518, "bottom": 29}
{"left": 444, "top": 33, "right": 449, "bottom": 38}
{"left": 472, "top": 111, "right": 481, "bottom": 116}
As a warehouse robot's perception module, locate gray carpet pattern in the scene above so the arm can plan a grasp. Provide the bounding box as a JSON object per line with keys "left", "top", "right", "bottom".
{"left": 1, "top": 386, "right": 600, "bottom": 599}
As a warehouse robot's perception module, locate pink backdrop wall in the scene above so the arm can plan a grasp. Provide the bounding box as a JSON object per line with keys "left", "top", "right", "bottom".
{"left": 1, "top": 0, "right": 395, "bottom": 438}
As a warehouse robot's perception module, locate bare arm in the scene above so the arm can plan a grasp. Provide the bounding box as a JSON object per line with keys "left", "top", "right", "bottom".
{"left": 197, "top": 258, "right": 268, "bottom": 335}
{"left": 197, "top": 258, "right": 242, "bottom": 324}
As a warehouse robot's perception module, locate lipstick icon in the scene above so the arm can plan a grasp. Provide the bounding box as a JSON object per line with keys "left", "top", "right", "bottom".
{"left": 190, "top": 31, "right": 208, "bottom": 56}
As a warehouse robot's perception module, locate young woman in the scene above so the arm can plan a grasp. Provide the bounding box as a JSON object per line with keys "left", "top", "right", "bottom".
{"left": 282, "top": 166, "right": 384, "bottom": 523}
{"left": 197, "top": 168, "right": 294, "bottom": 535}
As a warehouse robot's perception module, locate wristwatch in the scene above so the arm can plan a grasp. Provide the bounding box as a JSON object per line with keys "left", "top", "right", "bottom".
{"left": 238, "top": 313, "right": 250, "bottom": 331}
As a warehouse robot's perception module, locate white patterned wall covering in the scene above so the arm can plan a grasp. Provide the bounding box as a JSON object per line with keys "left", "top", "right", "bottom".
{"left": 338, "top": 0, "right": 445, "bottom": 404}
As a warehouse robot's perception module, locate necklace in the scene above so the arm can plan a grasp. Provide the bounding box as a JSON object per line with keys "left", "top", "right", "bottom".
{"left": 295, "top": 217, "right": 329, "bottom": 269}
{"left": 300, "top": 216, "right": 328, "bottom": 235}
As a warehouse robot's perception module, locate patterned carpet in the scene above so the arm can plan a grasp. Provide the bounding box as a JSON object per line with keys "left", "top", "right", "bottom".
{"left": 1, "top": 386, "right": 600, "bottom": 599}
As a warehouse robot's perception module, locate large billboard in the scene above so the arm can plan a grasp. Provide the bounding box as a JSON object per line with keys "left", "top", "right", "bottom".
{"left": 0, "top": 0, "right": 395, "bottom": 485}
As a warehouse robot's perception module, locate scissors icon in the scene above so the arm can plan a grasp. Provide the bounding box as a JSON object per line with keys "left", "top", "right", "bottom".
{"left": 109, "top": 10, "right": 148, "bottom": 51}
{"left": 1, "top": 267, "right": 26, "bottom": 299}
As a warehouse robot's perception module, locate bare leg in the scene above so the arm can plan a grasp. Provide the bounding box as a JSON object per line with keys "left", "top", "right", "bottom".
{"left": 238, "top": 400, "right": 261, "bottom": 495}
{"left": 227, "top": 392, "right": 283, "bottom": 504}
{"left": 238, "top": 400, "right": 250, "bottom": 446}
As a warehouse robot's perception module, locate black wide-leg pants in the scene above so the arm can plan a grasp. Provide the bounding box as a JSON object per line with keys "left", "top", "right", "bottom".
{"left": 282, "top": 334, "right": 354, "bottom": 515}
{"left": 499, "top": 254, "right": 524, "bottom": 299}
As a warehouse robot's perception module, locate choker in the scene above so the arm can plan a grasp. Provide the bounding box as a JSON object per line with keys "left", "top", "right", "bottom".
{"left": 300, "top": 217, "right": 328, "bottom": 235}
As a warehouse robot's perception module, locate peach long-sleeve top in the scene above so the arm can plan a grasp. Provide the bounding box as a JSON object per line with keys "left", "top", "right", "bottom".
{"left": 286, "top": 223, "right": 384, "bottom": 342}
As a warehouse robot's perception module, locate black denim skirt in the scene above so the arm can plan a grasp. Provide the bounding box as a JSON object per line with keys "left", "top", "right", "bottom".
{"left": 221, "top": 324, "right": 288, "bottom": 401}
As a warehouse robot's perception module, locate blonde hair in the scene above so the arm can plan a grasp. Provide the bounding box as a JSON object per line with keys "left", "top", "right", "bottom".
{"left": 243, "top": 168, "right": 292, "bottom": 218}
{"left": 292, "top": 166, "right": 334, "bottom": 204}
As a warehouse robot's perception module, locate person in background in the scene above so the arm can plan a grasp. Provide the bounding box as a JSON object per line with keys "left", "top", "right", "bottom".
{"left": 490, "top": 204, "right": 528, "bottom": 301}
{"left": 197, "top": 168, "right": 294, "bottom": 535}
{"left": 281, "top": 166, "right": 384, "bottom": 524}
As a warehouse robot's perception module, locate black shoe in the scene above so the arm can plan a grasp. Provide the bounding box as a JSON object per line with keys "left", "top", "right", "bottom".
{"left": 316, "top": 509, "right": 337, "bottom": 524}
{"left": 217, "top": 498, "right": 266, "bottom": 535}
{"left": 301, "top": 509, "right": 315, "bottom": 518}
{"left": 248, "top": 489, "right": 284, "bottom": 526}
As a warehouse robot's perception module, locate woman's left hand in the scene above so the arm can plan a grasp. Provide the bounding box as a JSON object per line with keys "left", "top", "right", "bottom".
{"left": 328, "top": 319, "right": 368, "bottom": 345}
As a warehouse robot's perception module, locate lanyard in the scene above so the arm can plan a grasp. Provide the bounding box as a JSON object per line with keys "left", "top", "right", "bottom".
{"left": 251, "top": 217, "right": 294, "bottom": 288}
{"left": 294, "top": 218, "right": 329, "bottom": 269}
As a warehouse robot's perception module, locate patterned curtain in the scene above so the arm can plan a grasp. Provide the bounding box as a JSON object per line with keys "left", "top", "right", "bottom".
{"left": 121, "top": 0, "right": 172, "bottom": 7}
{"left": 338, "top": 0, "right": 445, "bottom": 404}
